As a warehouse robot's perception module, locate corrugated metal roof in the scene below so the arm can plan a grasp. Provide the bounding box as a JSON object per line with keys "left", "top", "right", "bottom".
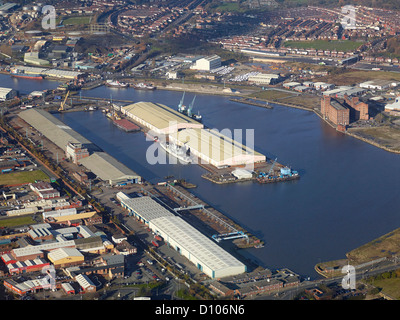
{"left": 19, "top": 109, "right": 96, "bottom": 151}
{"left": 76, "top": 274, "right": 95, "bottom": 289}
{"left": 48, "top": 247, "right": 83, "bottom": 262}
{"left": 150, "top": 216, "right": 245, "bottom": 274}
{"left": 122, "top": 101, "right": 203, "bottom": 134}
{"left": 120, "top": 195, "right": 174, "bottom": 222}
{"left": 171, "top": 128, "right": 265, "bottom": 166}
{"left": 79, "top": 152, "right": 141, "bottom": 184}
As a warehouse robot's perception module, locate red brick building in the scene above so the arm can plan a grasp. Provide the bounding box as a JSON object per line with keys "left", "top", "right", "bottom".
{"left": 321, "top": 96, "right": 350, "bottom": 131}
{"left": 343, "top": 95, "right": 369, "bottom": 121}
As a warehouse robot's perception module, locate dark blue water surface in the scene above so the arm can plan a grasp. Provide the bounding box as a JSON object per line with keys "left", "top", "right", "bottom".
{"left": 4, "top": 75, "right": 400, "bottom": 278}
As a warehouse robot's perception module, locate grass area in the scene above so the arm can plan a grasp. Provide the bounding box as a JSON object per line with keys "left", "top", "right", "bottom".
{"left": 248, "top": 89, "right": 320, "bottom": 110}
{"left": 57, "top": 16, "right": 93, "bottom": 26}
{"left": 283, "top": 40, "right": 363, "bottom": 52}
{"left": 348, "top": 126, "right": 400, "bottom": 152}
{"left": 249, "top": 89, "right": 297, "bottom": 100}
{"left": 369, "top": 278, "right": 400, "bottom": 299}
{"left": 0, "top": 170, "right": 49, "bottom": 186}
{"left": 347, "top": 227, "right": 400, "bottom": 265}
{"left": 0, "top": 215, "right": 36, "bottom": 228}
{"left": 214, "top": 2, "right": 242, "bottom": 12}
{"left": 320, "top": 69, "right": 400, "bottom": 86}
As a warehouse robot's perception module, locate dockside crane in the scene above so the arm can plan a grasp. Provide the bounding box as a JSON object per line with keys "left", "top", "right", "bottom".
{"left": 187, "top": 95, "right": 196, "bottom": 118}
{"left": 268, "top": 157, "right": 278, "bottom": 177}
{"left": 58, "top": 90, "right": 70, "bottom": 112}
{"left": 178, "top": 91, "right": 186, "bottom": 113}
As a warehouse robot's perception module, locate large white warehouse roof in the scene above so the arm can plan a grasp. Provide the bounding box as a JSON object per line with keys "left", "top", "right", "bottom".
{"left": 121, "top": 101, "right": 203, "bottom": 134}
{"left": 118, "top": 195, "right": 174, "bottom": 223}
{"left": 149, "top": 216, "right": 246, "bottom": 279}
{"left": 170, "top": 128, "right": 266, "bottom": 167}
{"left": 19, "top": 109, "right": 96, "bottom": 151}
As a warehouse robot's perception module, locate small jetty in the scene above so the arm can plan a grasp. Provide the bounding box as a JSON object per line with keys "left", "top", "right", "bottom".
{"left": 230, "top": 97, "right": 273, "bottom": 109}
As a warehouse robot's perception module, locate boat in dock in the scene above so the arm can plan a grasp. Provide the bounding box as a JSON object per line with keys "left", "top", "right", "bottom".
{"left": 159, "top": 141, "right": 192, "bottom": 164}
{"left": 105, "top": 80, "right": 128, "bottom": 88}
{"left": 11, "top": 72, "right": 44, "bottom": 80}
{"left": 84, "top": 106, "right": 97, "bottom": 111}
{"left": 256, "top": 166, "right": 299, "bottom": 184}
{"left": 177, "top": 92, "right": 202, "bottom": 122}
{"left": 113, "top": 118, "right": 140, "bottom": 132}
{"left": 133, "top": 82, "right": 156, "bottom": 90}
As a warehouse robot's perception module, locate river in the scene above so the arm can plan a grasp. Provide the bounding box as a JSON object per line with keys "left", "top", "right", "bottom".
{"left": 3, "top": 75, "right": 400, "bottom": 278}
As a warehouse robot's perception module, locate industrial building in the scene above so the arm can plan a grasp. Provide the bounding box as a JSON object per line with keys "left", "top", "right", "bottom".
{"left": 248, "top": 73, "right": 281, "bottom": 85}
{"left": 321, "top": 96, "right": 350, "bottom": 131}
{"left": 117, "top": 193, "right": 174, "bottom": 225}
{"left": 79, "top": 152, "right": 141, "bottom": 186}
{"left": 121, "top": 101, "right": 204, "bottom": 135}
{"left": 11, "top": 65, "right": 84, "bottom": 80}
{"left": 65, "top": 142, "right": 90, "bottom": 164}
{"left": 117, "top": 192, "right": 247, "bottom": 279}
{"left": 18, "top": 109, "right": 141, "bottom": 186}
{"left": 47, "top": 248, "right": 84, "bottom": 268}
{"left": 385, "top": 96, "right": 400, "bottom": 116}
{"left": 30, "top": 181, "right": 60, "bottom": 199}
{"left": 192, "top": 55, "right": 221, "bottom": 71}
{"left": 359, "top": 79, "right": 397, "bottom": 91}
{"left": 41, "top": 68, "right": 84, "bottom": 80}
{"left": 150, "top": 215, "right": 246, "bottom": 279}
{"left": 232, "top": 168, "right": 253, "bottom": 179}
{"left": 169, "top": 128, "right": 266, "bottom": 167}
{"left": 19, "top": 109, "right": 97, "bottom": 152}
{"left": 0, "top": 87, "right": 17, "bottom": 101}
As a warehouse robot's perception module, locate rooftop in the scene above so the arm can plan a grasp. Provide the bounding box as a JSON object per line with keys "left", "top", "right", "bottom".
{"left": 150, "top": 215, "right": 246, "bottom": 276}
{"left": 19, "top": 109, "right": 97, "bottom": 151}
{"left": 79, "top": 152, "right": 141, "bottom": 184}
{"left": 122, "top": 101, "right": 203, "bottom": 134}
{"left": 120, "top": 195, "right": 175, "bottom": 222}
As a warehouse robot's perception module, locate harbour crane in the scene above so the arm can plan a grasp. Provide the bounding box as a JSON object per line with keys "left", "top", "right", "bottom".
{"left": 178, "top": 91, "right": 186, "bottom": 113}
{"left": 187, "top": 95, "right": 196, "bottom": 118}
{"left": 268, "top": 157, "right": 278, "bottom": 176}
{"left": 58, "top": 90, "right": 70, "bottom": 112}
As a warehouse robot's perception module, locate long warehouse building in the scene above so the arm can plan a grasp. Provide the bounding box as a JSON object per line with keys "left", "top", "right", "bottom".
{"left": 19, "top": 109, "right": 98, "bottom": 152}
{"left": 117, "top": 192, "right": 247, "bottom": 279}
{"left": 19, "top": 109, "right": 141, "bottom": 186}
{"left": 79, "top": 152, "right": 141, "bottom": 185}
{"left": 121, "top": 101, "right": 204, "bottom": 135}
{"left": 170, "top": 128, "right": 266, "bottom": 167}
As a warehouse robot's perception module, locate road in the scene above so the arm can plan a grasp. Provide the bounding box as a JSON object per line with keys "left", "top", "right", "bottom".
{"left": 255, "top": 258, "right": 400, "bottom": 300}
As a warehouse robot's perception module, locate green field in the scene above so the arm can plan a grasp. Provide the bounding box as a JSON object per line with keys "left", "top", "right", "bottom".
{"left": 0, "top": 215, "right": 36, "bottom": 228}
{"left": 214, "top": 2, "right": 242, "bottom": 12}
{"left": 283, "top": 40, "right": 363, "bottom": 52}
{"left": 57, "top": 16, "right": 93, "bottom": 26}
{"left": 0, "top": 170, "right": 49, "bottom": 186}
